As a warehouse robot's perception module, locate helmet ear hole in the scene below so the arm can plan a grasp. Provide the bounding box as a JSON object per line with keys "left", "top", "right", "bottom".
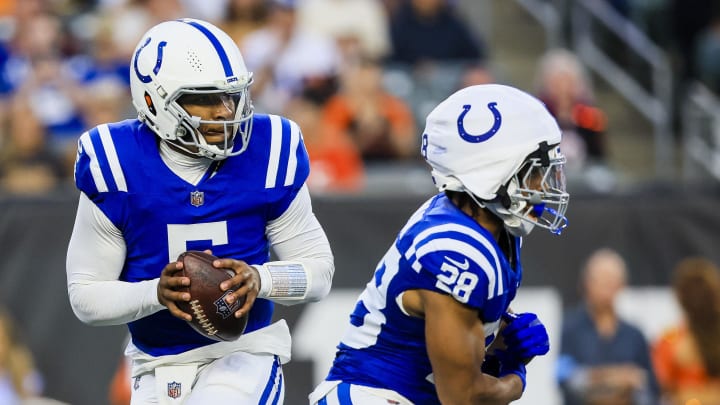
{"left": 431, "top": 170, "right": 464, "bottom": 192}
{"left": 144, "top": 92, "right": 157, "bottom": 116}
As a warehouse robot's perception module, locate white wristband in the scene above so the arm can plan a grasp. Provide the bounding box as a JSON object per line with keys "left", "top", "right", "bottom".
{"left": 253, "top": 262, "right": 308, "bottom": 299}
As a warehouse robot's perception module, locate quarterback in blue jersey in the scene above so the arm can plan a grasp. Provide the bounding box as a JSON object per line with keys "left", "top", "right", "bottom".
{"left": 310, "top": 84, "right": 569, "bottom": 404}
{"left": 65, "top": 19, "right": 334, "bottom": 404}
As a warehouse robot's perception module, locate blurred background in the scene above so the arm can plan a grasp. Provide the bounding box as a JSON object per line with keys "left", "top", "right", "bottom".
{"left": 1, "top": 0, "right": 720, "bottom": 404}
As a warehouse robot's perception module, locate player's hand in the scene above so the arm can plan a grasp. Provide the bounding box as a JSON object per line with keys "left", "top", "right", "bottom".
{"left": 157, "top": 260, "right": 192, "bottom": 321}
{"left": 497, "top": 361, "right": 527, "bottom": 392}
{"left": 500, "top": 312, "right": 550, "bottom": 363}
{"left": 215, "top": 258, "right": 260, "bottom": 319}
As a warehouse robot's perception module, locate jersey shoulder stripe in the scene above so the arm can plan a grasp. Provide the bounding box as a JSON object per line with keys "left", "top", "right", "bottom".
{"left": 76, "top": 122, "right": 130, "bottom": 195}
{"left": 262, "top": 114, "right": 308, "bottom": 189}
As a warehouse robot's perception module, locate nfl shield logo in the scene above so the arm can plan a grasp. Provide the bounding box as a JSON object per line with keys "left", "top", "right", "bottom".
{"left": 214, "top": 290, "right": 240, "bottom": 319}
{"left": 167, "top": 381, "right": 181, "bottom": 399}
{"left": 190, "top": 191, "right": 204, "bottom": 207}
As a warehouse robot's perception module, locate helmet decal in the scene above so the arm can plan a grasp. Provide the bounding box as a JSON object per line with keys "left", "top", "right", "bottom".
{"left": 180, "top": 19, "right": 234, "bottom": 78}
{"left": 457, "top": 102, "right": 502, "bottom": 143}
{"left": 143, "top": 92, "right": 156, "bottom": 115}
{"left": 133, "top": 37, "right": 168, "bottom": 84}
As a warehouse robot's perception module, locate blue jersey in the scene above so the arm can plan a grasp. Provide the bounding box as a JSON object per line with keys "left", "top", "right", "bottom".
{"left": 73, "top": 114, "right": 309, "bottom": 356}
{"left": 326, "top": 194, "right": 522, "bottom": 404}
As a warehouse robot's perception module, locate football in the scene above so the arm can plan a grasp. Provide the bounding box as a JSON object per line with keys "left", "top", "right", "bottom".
{"left": 176, "top": 251, "right": 248, "bottom": 342}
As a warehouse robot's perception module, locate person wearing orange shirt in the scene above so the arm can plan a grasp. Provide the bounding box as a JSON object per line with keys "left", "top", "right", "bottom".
{"left": 321, "top": 58, "right": 416, "bottom": 162}
{"left": 652, "top": 257, "right": 720, "bottom": 405}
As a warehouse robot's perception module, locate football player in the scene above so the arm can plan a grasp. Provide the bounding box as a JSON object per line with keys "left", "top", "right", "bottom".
{"left": 65, "top": 18, "right": 334, "bottom": 404}
{"left": 309, "top": 84, "right": 569, "bottom": 404}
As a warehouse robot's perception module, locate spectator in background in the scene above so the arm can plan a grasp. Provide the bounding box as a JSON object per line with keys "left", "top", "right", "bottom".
{"left": 241, "top": 0, "right": 341, "bottom": 113}
{"left": 458, "top": 63, "right": 495, "bottom": 88}
{"left": 652, "top": 257, "right": 720, "bottom": 405}
{"left": 0, "top": 1, "right": 53, "bottom": 93}
{"left": 108, "top": 356, "right": 131, "bottom": 405}
{"left": 219, "top": 0, "right": 270, "bottom": 45}
{"left": 386, "top": 0, "right": 486, "bottom": 66}
{"left": 0, "top": 307, "right": 43, "bottom": 403}
{"left": 0, "top": 8, "right": 67, "bottom": 99}
{"left": 103, "top": 0, "right": 186, "bottom": 61}
{"left": 0, "top": 98, "right": 65, "bottom": 195}
{"left": 180, "top": 0, "right": 229, "bottom": 24}
{"left": 296, "top": 0, "right": 390, "bottom": 65}
{"left": 283, "top": 96, "right": 364, "bottom": 193}
{"left": 534, "top": 48, "right": 615, "bottom": 192}
{"left": 79, "top": 78, "right": 132, "bottom": 130}
{"left": 66, "top": 16, "right": 131, "bottom": 88}
{"left": 12, "top": 49, "right": 87, "bottom": 164}
{"left": 320, "top": 58, "right": 416, "bottom": 162}
{"left": 381, "top": 0, "right": 490, "bottom": 139}
{"left": 557, "top": 248, "right": 660, "bottom": 405}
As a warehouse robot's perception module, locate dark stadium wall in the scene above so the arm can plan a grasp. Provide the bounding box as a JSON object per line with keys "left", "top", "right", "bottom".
{"left": 1, "top": 190, "right": 719, "bottom": 405}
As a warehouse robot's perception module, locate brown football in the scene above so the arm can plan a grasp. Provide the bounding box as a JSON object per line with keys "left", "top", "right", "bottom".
{"left": 176, "top": 251, "right": 248, "bottom": 341}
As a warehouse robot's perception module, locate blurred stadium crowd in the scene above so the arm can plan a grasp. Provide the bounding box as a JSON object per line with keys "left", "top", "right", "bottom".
{"left": 0, "top": 0, "right": 495, "bottom": 196}
{"left": 0, "top": 0, "right": 718, "bottom": 196}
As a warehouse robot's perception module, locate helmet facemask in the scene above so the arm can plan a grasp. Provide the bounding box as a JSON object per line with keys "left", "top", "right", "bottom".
{"left": 485, "top": 143, "right": 569, "bottom": 236}
{"left": 166, "top": 83, "right": 254, "bottom": 161}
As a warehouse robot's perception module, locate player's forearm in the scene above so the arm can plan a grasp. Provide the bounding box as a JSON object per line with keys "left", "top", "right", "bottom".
{"left": 255, "top": 254, "right": 334, "bottom": 305}
{"left": 66, "top": 193, "right": 165, "bottom": 325}
{"left": 434, "top": 372, "right": 523, "bottom": 405}
{"left": 264, "top": 185, "right": 335, "bottom": 305}
{"left": 68, "top": 278, "right": 163, "bottom": 325}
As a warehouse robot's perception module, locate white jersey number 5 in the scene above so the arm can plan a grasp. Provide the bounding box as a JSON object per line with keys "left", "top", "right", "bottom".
{"left": 166, "top": 222, "right": 229, "bottom": 261}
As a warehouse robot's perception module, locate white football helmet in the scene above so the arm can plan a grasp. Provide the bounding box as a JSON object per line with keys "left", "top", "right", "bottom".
{"left": 422, "top": 84, "right": 569, "bottom": 236}
{"left": 130, "top": 18, "right": 254, "bottom": 160}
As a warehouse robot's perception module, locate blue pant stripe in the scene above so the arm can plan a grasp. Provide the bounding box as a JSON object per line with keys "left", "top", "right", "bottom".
{"left": 270, "top": 367, "right": 283, "bottom": 405}
{"left": 337, "top": 382, "right": 353, "bottom": 405}
{"left": 258, "top": 356, "right": 280, "bottom": 404}
{"left": 318, "top": 397, "right": 328, "bottom": 405}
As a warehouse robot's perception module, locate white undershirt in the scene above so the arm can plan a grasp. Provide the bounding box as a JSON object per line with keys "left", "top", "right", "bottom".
{"left": 66, "top": 143, "right": 334, "bottom": 326}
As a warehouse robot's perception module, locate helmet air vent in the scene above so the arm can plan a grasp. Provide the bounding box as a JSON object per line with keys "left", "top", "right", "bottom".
{"left": 186, "top": 50, "right": 204, "bottom": 72}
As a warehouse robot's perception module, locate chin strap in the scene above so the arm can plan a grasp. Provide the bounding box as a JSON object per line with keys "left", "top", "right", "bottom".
{"left": 485, "top": 201, "right": 536, "bottom": 237}
{"left": 486, "top": 179, "right": 537, "bottom": 237}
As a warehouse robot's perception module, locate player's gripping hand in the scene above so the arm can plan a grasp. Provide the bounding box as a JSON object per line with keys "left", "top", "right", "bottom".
{"left": 483, "top": 353, "right": 528, "bottom": 393}
{"left": 158, "top": 260, "right": 192, "bottom": 321}
{"left": 216, "top": 258, "right": 261, "bottom": 319}
{"left": 501, "top": 312, "right": 550, "bottom": 363}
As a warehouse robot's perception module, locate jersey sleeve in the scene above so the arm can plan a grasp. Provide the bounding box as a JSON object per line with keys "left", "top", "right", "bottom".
{"left": 263, "top": 115, "right": 311, "bottom": 220}
{"left": 73, "top": 125, "right": 129, "bottom": 227}
{"left": 401, "top": 226, "right": 497, "bottom": 310}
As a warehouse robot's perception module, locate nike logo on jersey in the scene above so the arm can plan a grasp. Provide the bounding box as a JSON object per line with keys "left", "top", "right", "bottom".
{"left": 445, "top": 256, "right": 470, "bottom": 270}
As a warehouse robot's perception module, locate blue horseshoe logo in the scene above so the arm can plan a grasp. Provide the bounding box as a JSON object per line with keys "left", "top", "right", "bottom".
{"left": 133, "top": 37, "right": 168, "bottom": 84}
{"left": 457, "top": 102, "right": 502, "bottom": 143}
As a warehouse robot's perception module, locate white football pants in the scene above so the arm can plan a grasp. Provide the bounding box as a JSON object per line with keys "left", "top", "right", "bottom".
{"left": 309, "top": 381, "right": 413, "bottom": 405}
{"left": 130, "top": 351, "right": 283, "bottom": 404}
